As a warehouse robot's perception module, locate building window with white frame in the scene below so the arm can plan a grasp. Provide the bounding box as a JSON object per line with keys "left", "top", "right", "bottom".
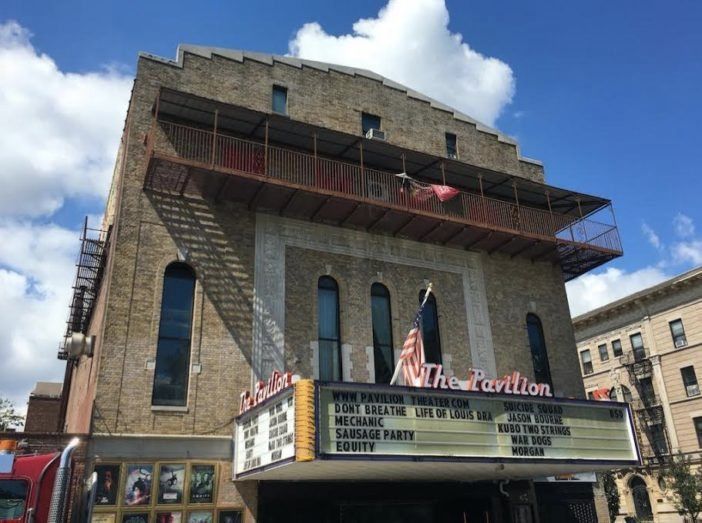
{"left": 598, "top": 343, "right": 609, "bottom": 361}
{"left": 630, "top": 332, "right": 646, "bottom": 361}
{"left": 612, "top": 339, "right": 623, "bottom": 357}
{"left": 670, "top": 319, "right": 687, "bottom": 348}
{"left": 681, "top": 366, "right": 700, "bottom": 397}
{"left": 580, "top": 349, "right": 593, "bottom": 375}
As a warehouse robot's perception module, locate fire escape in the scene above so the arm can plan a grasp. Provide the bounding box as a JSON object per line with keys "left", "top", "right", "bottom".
{"left": 619, "top": 347, "right": 670, "bottom": 465}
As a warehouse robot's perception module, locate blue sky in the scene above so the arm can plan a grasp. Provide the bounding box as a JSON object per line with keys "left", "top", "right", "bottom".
{"left": 0, "top": 0, "right": 700, "bottom": 409}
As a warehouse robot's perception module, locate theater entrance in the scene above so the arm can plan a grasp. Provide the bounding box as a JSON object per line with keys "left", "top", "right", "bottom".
{"left": 258, "top": 481, "right": 501, "bottom": 523}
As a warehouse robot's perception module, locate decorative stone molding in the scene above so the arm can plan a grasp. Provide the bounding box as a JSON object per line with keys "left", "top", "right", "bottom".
{"left": 252, "top": 213, "right": 496, "bottom": 382}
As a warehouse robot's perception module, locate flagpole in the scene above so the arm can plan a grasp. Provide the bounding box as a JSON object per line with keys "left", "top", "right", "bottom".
{"left": 390, "top": 283, "right": 433, "bottom": 386}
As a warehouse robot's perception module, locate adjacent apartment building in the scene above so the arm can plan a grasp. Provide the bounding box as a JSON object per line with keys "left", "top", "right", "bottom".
{"left": 55, "top": 45, "right": 634, "bottom": 523}
{"left": 573, "top": 266, "right": 702, "bottom": 522}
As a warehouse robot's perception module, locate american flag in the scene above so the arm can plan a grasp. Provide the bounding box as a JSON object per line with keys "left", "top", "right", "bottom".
{"left": 390, "top": 284, "right": 432, "bottom": 386}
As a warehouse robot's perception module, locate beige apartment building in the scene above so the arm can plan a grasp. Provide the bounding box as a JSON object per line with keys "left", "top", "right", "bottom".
{"left": 52, "top": 44, "right": 638, "bottom": 523}
{"left": 573, "top": 266, "right": 702, "bottom": 522}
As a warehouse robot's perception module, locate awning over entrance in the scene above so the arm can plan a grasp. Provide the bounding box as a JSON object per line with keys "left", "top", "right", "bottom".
{"left": 233, "top": 381, "right": 640, "bottom": 482}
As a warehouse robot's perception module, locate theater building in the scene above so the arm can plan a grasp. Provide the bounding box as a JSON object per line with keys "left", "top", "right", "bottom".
{"left": 58, "top": 45, "right": 635, "bottom": 523}
{"left": 573, "top": 266, "right": 702, "bottom": 522}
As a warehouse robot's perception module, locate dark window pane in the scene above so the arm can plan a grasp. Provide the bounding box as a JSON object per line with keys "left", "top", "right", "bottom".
{"left": 419, "top": 290, "right": 442, "bottom": 365}
{"left": 0, "top": 480, "right": 27, "bottom": 520}
{"left": 609, "top": 388, "right": 618, "bottom": 401}
{"left": 681, "top": 366, "right": 700, "bottom": 397}
{"left": 371, "top": 283, "right": 394, "bottom": 384}
{"left": 612, "top": 339, "right": 623, "bottom": 357}
{"left": 621, "top": 385, "right": 633, "bottom": 403}
{"left": 580, "top": 350, "right": 593, "bottom": 375}
{"left": 630, "top": 333, "right": 646, "bottom": 361}
{"left": 152, "top": 263, "right": 195, "bottom": 406}
{"left": 362, "top": 112, "right": 381, "bottom": 135}
{"left": 598, "top": 343, "right": 609, "bottom": 361}
{"left": 639, "top": 377, "right": 655, "bottom": 404}
{"left": 526, "top": 314, "right": 553, "bottom": 387}
{"left": 670, "top": 319, "right": 687, "bottom": 346}
{"left": 695, "top": 417, "right": 702, "bottom": 447}
{"left": 272, "top": 85, "right": 287, "bottom": 115}
{"left": 445, "top": 133, "right": 457, "bottom": 158}
{"left": 318, "top": 276, "right": 341, "bottom": 381}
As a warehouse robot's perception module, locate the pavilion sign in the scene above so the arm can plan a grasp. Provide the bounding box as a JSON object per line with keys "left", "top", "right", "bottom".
{"left": 239, "top": 370, "right": 295, "bottom": 415}
{"left": 415, "top": 364, "right": 553, "bottom": 398}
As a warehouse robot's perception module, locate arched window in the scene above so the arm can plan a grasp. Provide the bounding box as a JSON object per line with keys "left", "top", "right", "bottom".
{"left": 318, "top": 276, "right": 341, "bottom": 381}
{"left": 621, "top": 385, "right": 633, "bottom": 403}
{"left": 152, "top": 263, "right": 196, "bottom": 406}
{"left": 371, "top": 283, "right": 394, "bottom": 384}
{"left": 419, "top": 290, "right": 442, "bottom": 365}
{"left": 629, "top": 476, "right": 653, "bottom": 520}
{"left": 609, "top": 387, "right": 618, "bottom": 402}
{"left": 526, "top": 314, "right": 553, "bottom": 388}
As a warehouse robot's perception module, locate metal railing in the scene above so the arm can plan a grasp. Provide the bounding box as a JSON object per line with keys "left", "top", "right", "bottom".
{"left": 150, "top": 120, "right": 622, "bottom": 252}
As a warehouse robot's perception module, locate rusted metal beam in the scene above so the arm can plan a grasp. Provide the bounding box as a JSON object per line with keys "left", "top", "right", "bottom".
{"left": 247, "top": 183, "right": 267, "bottom": 211}
{"left": 419, "top": 221, "right": 445, "bottom": 241}
{"left": 279, "top": 189, "right": 299, "bottom": 216}
{"left": 310, "top": 195, "right": 331, "bottom": 221}
{"left": 367, "top": 209, "right": 391, "bottom": 232}
{"left": 464, "top": 231, "right": 492, "bottom": 250}
{"left": 393, "top": 215, "right": 417, "bottom": 237}
{"left": 511, "top": 240, "right": 540, "bottom": 259}
{"left": 341, "top": 202, "right": 361, "bottom": 226}
{"left": 488, "top": 236, "right": 516, "bottom": 255}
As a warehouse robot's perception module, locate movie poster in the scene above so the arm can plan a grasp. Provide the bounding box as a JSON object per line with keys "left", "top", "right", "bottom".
{"left": 94, "top": 464, "right": 120, "bottom": 505}
{"left": 91, "top": 514, "right": 116, "bottom": 523}
{"left": 157, "top": 463, "right": 185, "bottom": 504}
{"left": 123, "top": 464, "right": 153, "bottom": 506}
{"left": 217, "top": 511, "right": 242, "bottom": 523}
{"left": 187, "top": 511, "right": 213, "bottom": 523}
{"left": 122, "top": 513, "right": 149, "bottom": 523}
{"left": 156, "top": 512, "right": 182, "bottom": 523}
{"left": 188, "top": 465, "right": 215, "bottom": 504}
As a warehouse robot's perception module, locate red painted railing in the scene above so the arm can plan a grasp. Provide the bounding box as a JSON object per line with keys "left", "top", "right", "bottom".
{"left": 151, "top": 121, "right": 622, "bottom": 253}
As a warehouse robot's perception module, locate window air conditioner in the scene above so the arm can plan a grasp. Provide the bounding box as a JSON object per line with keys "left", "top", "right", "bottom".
{"left": 367, "top": 180, "right": 388, "bottom": 201}
{"left": 675, "top": 338, "right": 687, "bottom": 348}
{"left": 365, "top": 128, "right": 386, "bottom": 141}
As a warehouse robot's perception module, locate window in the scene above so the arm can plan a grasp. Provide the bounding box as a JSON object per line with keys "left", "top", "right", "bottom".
{"left": 612, "top": 339, "right": 623, "bottom": 357}
{"left": 272, "top": 85, "right": 288, "bottom": 115}
{"left": 630, "top": 333, "right": 646, "bottom": 361}
{"left": 419, "top": 290, "right": 442, "bottom": 365}
{"left": 318, "top": 276, "right": 342, "bottom": 381}
{"left": 587, "top": 391, "right": 595, "bottom": 400}
{"left": 0, "top": 480, "right": 27, "bottom": 520}
{"left": 361, "top": 112, "right": 381, "bottom": 135}
{"left": 598, "top": 343, "right": 609, "bottom": 361}
{"left": 670, "top": 319, "right": 687, "bottom": 348}
{"left": 152, "top": 263, "right": 196, "bottom": 406}
{"left": 609, "top": 387, "right": 618, "bottom": 401}
{"left": 649, "top": 423, "right": 668, "bottom": 455}
{"left": 639, "top": 377, "right": 656, "bottom": 405}
{"left": 621, "top": 385, "right": 633, "bottom": 403}
{"left": 580, "top": 349, "right": 593, "bottom": 375}
{"left": 695, "top": 417, "right": 702, "bottom": 447}
{"left": 526, "top": 314, "right": 553, "bottom": 387}
{"left": 445, "top": 132, "right": 457, "bottom": 159}
{"left": 681, "top": 366, "right": 700, "bottom": 397}
{"left": 371, "top": 283, "right": 394, "bottom": 384}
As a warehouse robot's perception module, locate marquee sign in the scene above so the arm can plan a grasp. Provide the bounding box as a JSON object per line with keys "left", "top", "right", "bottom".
{"left": 317, "top": 383, "right": 638, "bottom": 463}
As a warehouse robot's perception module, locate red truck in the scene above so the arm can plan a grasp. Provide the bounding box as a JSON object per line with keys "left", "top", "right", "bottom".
{"left": 0, "top": 438, "right": 83, "bottom": 523}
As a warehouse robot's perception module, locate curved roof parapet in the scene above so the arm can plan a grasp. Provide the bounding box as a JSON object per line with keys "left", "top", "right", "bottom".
{"left": 138, "top": 45, "right": 542, "bottom": 168}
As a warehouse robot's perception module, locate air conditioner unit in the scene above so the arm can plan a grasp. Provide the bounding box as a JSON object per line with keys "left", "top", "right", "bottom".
{"left": 65, "top": 332, "right": 95, "bottom": 359}
{"left": 675, "top": 338, "right": 687, "bottom": 348}
{"left": 365, "top": 128, "right": 386, "bottom": 141}
{"left": 367, "top": 180, "right": 388, "bottom": 201}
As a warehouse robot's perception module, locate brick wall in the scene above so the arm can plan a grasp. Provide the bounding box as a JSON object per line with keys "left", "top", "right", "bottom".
{"left": 24, "top": 397, "right": 62, "bottom": 433}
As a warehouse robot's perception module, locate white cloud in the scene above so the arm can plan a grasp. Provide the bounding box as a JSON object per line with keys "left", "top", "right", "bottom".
{"left": 0, "top": 220, "right": 79, "bottom": 409}
{"left": 673, "top": 213, "right": 695, "bottom": 238}
{"left": 566, "top": 266, "right": 670, "bottom": 317}
{"left": 289, "top": 0, "right": 514, "bottom": 127}
{"left": 0, "top": 20, "right": 131, "bottom": 217}
{"left": 0, "top": 20, "right": 128, "bottom": 413}
{"left": 641, "top": 222, "right": 662, "bottom": 250}
{"left": 672, "top": 240, "right": 702, "bottom": 265}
